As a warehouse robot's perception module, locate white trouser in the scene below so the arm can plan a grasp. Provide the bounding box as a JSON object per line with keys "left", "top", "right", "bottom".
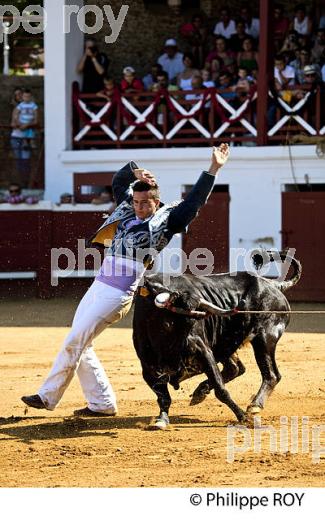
{"left": 38, "top": 281, "right": 133, "bottom": 412}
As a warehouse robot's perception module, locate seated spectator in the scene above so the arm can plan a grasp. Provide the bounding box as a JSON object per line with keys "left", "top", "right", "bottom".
{"left": 234, "top": 66, "right": 255, "bottom": 95}
{"left": 60, "top": 193, "right": 73, "bottom": 204}
{"left": 77, "top": 38, "right": 109, "bottom": 93}
{"left": 201, "top": 68, "right": 215, "bottom": 88}
{"left": 311, "top": 29, "right": 325, "bottom": 64}
{"left": 185, "top": 73, "right": 206, "bottom": 101}
{"left": 205, "top": 36, "right": 235, "bottom": 82}
{"left": 156, "top": 71, "right": 178, "bottom": 92}
{"left": 225, "top": 57, "right": 239, "bottom": 79}
{"left": 274, "top": 54, "right": 295, "bottom": 93}
{"left": 2, "top": 183, "right": 38, "bottom": 205}
{"left": 274, "top": 4, "right": 290, "bottom": 50}
{"left": 11, "top": 89, "right": 38, "bottom": 181}
{"left": 217, "top": 71, "right": 237, "bottom": 104}
{"left": 179, "top": 14, "right": 208, "bottom": 68}
{"left": 229, "top": 20, "right": 250, "bottom": 53}
{"left": 291, "top": 4, "right": 313, "bottom": 37}
{"left": 177, "top": 53, "right": 200, "bottom": 90}
{"left": 240, "top": 4, "right": 260, "bottom": 41}
{"left": 289, "top": 47, "right": 313, "bottom": 84}
{"left": 158, "top": 39, "right": 185, "bottom": 83}
{"left": 213, "top": 8, "right": 236, "bottom": 39}
{"left": 294, "top": 64, "right": 323, "bottom": 102}
{"left": 91, "top": 187, "right": 116, "bottom": 211}
{"left": 120, "top": 67, "right": 144, "bottom": 94}
{"left": 280, "top": 30, "right": 300, "bottom": 61}
{"left": 142, "top": 63, "right": 163, "bottom": 91}
{"left": 97, "top": 77, "right": 119, "bottom": 101}
{"left": 237, "top": 37, "right": 258, "bottom": 73}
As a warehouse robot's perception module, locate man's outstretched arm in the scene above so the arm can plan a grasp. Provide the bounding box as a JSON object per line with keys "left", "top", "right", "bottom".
{"left": 167, "top": 144, "right": 230, "bottom": 234}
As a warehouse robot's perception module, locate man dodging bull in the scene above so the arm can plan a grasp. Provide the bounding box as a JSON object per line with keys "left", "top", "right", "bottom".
{"left": 21, "top": 144, "right": 230, "bottom": 416}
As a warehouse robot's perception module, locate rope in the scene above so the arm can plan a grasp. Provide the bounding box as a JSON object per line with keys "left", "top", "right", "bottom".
{"left": 234, "top": 310, "right": 325, "bottom": 315}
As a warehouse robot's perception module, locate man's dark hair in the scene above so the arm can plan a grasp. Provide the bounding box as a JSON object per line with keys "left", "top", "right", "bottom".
{"left": 23, "top": 88, "right": 32, "bottom": 94}
{"left": 133, "top": 181, "right": 160, "bottom": 201}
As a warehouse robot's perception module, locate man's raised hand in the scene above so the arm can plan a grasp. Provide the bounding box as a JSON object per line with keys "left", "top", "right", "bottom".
{"left": 209, "top": 143, "right": 230, "bottom": 175}
{"left": 134, "top": 168, "right": 157, "bottom": 186}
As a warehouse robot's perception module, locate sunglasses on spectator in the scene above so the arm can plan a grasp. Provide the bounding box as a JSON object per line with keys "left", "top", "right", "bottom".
{"left": 9, "top": 189, "right": 20, "bottom": 194}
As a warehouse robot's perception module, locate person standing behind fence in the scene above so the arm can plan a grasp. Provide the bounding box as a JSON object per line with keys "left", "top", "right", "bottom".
{"left": 10, "top": 89, "right": 38, "bottom": 184}
{"left": 77, "top": 38, "right": 109, "bottom": 93}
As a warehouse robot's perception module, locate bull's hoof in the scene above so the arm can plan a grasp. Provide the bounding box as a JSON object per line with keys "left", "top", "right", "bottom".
{"left": 247, "top": 405, "right": 262, "bottom": 415}
{"left": 149, "top": 412, "right": 170, "bottom": 431}
{"left": 190, "top": 382, "right": 210, "bottom": 406}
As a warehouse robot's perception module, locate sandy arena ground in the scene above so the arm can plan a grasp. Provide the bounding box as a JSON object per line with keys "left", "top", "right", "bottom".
{"left": 0, "top": 298, "right": 324, "bottom": 488}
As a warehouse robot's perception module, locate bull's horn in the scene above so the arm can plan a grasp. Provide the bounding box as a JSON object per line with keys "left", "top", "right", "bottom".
{"left": 198, "top": 298, "right": 236, "bottom": 316}
{"left": 155, "top": 292, "right": 171, "bottom": 308}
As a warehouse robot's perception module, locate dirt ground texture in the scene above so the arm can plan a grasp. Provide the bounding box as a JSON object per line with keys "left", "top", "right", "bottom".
{"left": 0, "top": 298, "right": 324, "bottom": 488}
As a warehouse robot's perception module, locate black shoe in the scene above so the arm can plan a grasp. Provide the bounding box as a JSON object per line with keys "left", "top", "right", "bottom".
{"left": 21, "top": 394, "right": 47, "bottom": 409}
{"left": 73, "top": 407, "right": 117, "bottom": 417}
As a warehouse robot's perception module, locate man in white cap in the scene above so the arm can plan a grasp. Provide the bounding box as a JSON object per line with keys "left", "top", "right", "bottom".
{"left": 158, "top": 38, "right": 185, "bottom": 83}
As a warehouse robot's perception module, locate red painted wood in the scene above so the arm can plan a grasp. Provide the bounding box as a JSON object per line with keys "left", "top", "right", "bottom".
{"left": 282, "top": 192, "right": 325, "bottom": 301}
{"left": 183, "top": 192, "right": 229, "bottom": 274}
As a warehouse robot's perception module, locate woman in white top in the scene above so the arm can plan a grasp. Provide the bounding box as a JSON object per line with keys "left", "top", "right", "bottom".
{"left": 177, "top": 53, "right": 200, "bottom": 90}
{"left": 213, "top": 8, "right": 236, "bottom": 39}
{"left": 291, "top": 4, "right": 313, "bottom": 36}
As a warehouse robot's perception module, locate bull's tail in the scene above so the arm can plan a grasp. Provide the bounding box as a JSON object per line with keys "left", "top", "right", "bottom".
{"left": 252, "top": 249, "right": 302, "bottom": 293}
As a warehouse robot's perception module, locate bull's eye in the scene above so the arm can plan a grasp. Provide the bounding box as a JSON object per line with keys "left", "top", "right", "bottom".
{"left": 163, "top": 320, "right": 174, "bottom": 331}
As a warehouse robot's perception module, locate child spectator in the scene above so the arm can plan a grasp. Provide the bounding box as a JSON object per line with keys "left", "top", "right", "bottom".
{"left": 201, "top": 69, "right": 215, "bottom": 88}
{"left": 237, "top": 37, "right": 258, "bottom": 73}
{"left": 179, "top": 14, "right": 208, "bottom": 68}
{"left": 291, "top": 4, "right": 313, "bottom": 37}
{"left": 97, "top": 78, "right": 119, "bottom": 101}
{"left": 234, "top": 66, "right": 255, "bottom": 94}
{"left": 142, "top": 63, "right": 163, "bottom": 91}
{"left": 177, "top": 53, "right": 200, "bottom": 91}
{"left": 274, "top": 54, "right": 295, "bottom": 93}
{"left": 229, "top": 20, "right": 249, "bottom": 53}
{"left": 10, "top": 89, "right": 38, "bottom": 180}
{"left": 240, "top": 4, "right": 260, "bottom": 40}
{"left": 120, "top": 67, "right": 144, "bottom": 94}
{"left": 158, "top": 39, "right": 185, "bottom": 83}
{"left": 213, "top": 8, "right": 236, "bottom": 39}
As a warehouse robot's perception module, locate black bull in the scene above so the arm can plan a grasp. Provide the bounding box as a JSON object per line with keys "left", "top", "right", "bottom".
{"left": 133, "top": 251, "right": 302, "bottom": 429}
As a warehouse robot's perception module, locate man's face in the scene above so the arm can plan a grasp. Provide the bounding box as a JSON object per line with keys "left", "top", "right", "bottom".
{"left": 133, "top": 191, "right": 159, "bottom": 220}
{"left": 165, "top": 45, "right": 177, "bottom": 58}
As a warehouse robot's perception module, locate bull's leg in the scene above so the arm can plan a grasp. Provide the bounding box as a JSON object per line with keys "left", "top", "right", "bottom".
{"left": 247, "top": 335, "right": 281, "bottom": 414}
{"left": 197, "top": 343, "right": 246, "bottom": 422}
{"left": 143, "top": 372, "right": 172, "bottom": 430}
{"left": 190, "top": 353, "right": 246, "bottom": 406}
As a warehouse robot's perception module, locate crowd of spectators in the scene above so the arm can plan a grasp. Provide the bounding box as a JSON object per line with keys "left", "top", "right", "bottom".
{"left": 76, "top": 3, "right": 324, "bottom": 120}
